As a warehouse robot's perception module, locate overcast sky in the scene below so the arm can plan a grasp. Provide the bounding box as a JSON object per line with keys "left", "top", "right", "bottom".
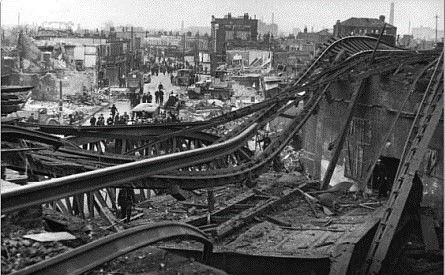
{"left": 1, "top": 0, "right": 443, "bottom": 35}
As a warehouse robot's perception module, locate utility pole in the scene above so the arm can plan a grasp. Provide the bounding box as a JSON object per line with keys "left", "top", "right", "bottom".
{"left": 435, "top": 15, "right": 439, "bottom": 43}
{"left": 59, "top": 78, "right": 63, "bottom": 125}
{"left": 183, "top": 32, "right": 186, "bottom": 64}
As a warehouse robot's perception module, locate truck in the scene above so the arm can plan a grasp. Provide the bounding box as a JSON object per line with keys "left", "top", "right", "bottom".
{"left": 126, "top": 71, "right": 144, "bottom": 93}
{"left": 126, "top": 71, "right": 144, "bottom": 107}
{"left": 174, "top": 69, "right": 195, "bottom": 86}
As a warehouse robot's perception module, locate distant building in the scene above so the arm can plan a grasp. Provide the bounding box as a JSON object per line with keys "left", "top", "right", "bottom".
{"left": 226, "top": 49, "right": 271, "bottom": 68}
{"left": 185, "top": 26, "right": 211, "bottom": 36}
{"left": 292, "top": 28, "right": 301, "bottom": 36}
{"left": 333, "top": 15, "right": 397, "bottom": 45}
{"left": 210, "top": 13, "right": 258, "bottom": 74}
{"left": 274, "top": 38, "right": 316, "bottom": 73}
{"left": 97, "top": 40, "right": 128, "bottom": 86}
{"left": 297, "top": 27, "right": 332, "bottom": 46}
{"left": 257, "top": 20, "right": 278, "bottom": 37}
{"left": 411, "top": 26, "right": 444, "bottom": 41}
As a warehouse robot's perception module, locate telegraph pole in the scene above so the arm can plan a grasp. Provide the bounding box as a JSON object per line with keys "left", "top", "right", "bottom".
{"left": 183, "top": 32, "right": 186, "bottom": 64}
{"left": 435, "top": 15, "right": 439, "bottom": 43}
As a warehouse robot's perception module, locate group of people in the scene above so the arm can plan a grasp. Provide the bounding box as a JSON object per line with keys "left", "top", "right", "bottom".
{"left": 130, "top": 82, "right": 166, "bottom": 108}
{"left": 155, "top": 83, "right": 165, "bottom": 105}
{"left": 89, "top": 104, "right": 130, "bottom": 126}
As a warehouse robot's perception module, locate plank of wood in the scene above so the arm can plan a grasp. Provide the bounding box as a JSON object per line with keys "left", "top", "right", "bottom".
{"left": 94, "top": 191, "right": 122, "bottom": 232}
{"left": 216, "top": 185, "right": 310, "bottom": 238}
{"left": 280, "top": 226, "right": 345, "bottom": 232}
{"left": 55, "top": 200, "right": 70, "bottom": 215}
{"left": 321, "top": 79, "right": 367, "bottom": 189}
{"left": 264, "top": 215, "right": 292, "bottom": 227}
{"left": 296, "top": 188, "right": 319, "bottom": 217}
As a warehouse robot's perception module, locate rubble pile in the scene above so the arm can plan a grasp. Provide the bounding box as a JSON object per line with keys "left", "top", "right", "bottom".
{"left": 280, "top": 145, "right": 306, "bottom": 174}
{"left": 131, "top": 184, "right": 251, "bottom": 226}
{"left": 1, "top": 224, "right": 70, "bottom": 274}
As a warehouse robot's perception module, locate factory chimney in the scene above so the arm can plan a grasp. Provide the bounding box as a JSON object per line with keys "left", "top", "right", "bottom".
{"left": 389, "top": 2, "right": 394, "bottom": 25}
{"left": 272, "top": 12, "right": 274, "bottom": 24}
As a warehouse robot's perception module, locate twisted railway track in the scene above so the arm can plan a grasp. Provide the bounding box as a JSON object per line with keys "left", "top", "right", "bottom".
{"left": 2, "top": 36, "right": 440, "bottom": 212}
{"left": 2, "top": 35, "right": 442, "bottom": 275}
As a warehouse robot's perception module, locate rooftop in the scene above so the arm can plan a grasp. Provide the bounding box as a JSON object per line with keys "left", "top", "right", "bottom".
{"left": 339, "top": 17, "right": 396, "bottom": 29}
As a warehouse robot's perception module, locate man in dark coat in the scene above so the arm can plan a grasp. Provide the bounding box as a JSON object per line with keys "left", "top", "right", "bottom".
{"left": 89, "top": 115, "right": 97, "bottom": 126}
{"left": 97, "top": 114, "right": 105, "bottom": 125}
{"left": 118, "top": 188, "right": 136, "bottom": 223}
{"left": 111, "top": 104, "right": 118, "bottom": 118}
{"left": 107, "top": 116, "right": 114, "bottom": 125}
{"left": 142, "top": 93, "right": 148, "bottom": 103}
{"left": 155, "top": 90, "right": 160, "bottom": 104}
{"left": 159, "top": 89, "right": 164, "bottom": 106}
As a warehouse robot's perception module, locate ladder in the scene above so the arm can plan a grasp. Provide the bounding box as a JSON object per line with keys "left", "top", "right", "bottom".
{"left": 363, "top": 52, "right": 444, "bottom": 274}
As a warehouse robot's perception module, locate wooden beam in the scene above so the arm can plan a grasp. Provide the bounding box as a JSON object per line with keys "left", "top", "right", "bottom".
{"left": 54, "top": 200, "right": 69, "bottom": 215}
{"left": 87, "top": 192, "right": 94, "bottom": 218}
{"left": 279, "top": 113, "right": 295, "bottom": 119}
{"left": 321, "top": 79, "right": 368, "bottom": 189}
{"left": 93, "top": 191, "right": 122, "bottom": 232}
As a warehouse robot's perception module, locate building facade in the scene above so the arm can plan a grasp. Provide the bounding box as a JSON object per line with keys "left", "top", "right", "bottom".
{"left": 97, "top": 40, "right": 128, "bottom": 86}
{"left": 333, "top": 16, "right": 397, "bottom": 45}
{"left": 210, "top": 13, "right": 258, "bottom": 74}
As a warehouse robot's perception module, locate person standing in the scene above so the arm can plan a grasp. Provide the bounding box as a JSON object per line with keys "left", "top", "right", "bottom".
{"left": 159, "top": 89, "right": 164, "bottom": 106}
{"left": 147, "top": 93, "right": 153, "bottom": 103}
{"left": 170, "top": 73, "right": 174, "bottom": 84}
{"left": 97, "top": 114, "right": 105, "bottom": 126}
{"left": 123, "top": 112, "right": 130, "bottom": 122}
{"left": 111, "top": 104, "right": 118, "bottom": 118}
{"left": 107, "top": 116, "right": 114, "bottom": 125}
{"left": 155, "top": 90, "right": 160, "bottom": 104}
{"left": 89, "top": 115, "right": 97, "bottom": 126}
{"left": 117, "top": 188, "right": 136, "bottom": 223}
{"left": 142, "top": 93, "right": 148, "bottom": 103}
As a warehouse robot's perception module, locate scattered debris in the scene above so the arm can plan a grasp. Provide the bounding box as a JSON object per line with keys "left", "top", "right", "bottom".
{"left": 23, "top": 232, "right": 76, "bottom": 242}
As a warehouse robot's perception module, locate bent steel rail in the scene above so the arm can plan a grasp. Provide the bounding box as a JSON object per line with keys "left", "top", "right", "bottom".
{"left": 1, "top": 124, "right": 257, "bottom": 214}
{"left": 1, "top": 125, "right": 64, "bottom": 148}
{"left": 12, "top": 222, "right": 212, "bottom": 275}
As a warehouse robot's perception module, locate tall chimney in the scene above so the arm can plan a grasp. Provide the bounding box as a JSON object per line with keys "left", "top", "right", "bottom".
{"left": 389, "top": 2, "right": 394, "bottom": 25}
{"left": 272, "top": 12, "right": 274, "bottom": 24}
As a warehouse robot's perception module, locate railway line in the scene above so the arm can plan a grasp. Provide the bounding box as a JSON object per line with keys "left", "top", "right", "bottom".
{"left": 3, "top": 36, "right": 440, "bottom": 206}
{"left": 2, "top": 35, "right": 443, "bottom": 275}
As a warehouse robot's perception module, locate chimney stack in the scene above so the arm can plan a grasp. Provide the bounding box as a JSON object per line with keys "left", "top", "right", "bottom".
{"left": 389, "top": 3, "right": 394, "bottom": 25}
{"left": 379, "top": 15, "right": 385, "bottom": 22}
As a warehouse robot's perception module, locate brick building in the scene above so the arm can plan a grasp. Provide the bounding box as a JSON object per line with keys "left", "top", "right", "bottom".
{"left": 210, "top": 13, "right": 258, "bottom": 74}
{"left": 333, "top": 16, "right": 397, "bottom": 45}
{"left": 97, "top": 40, "right": 128, "bottom": 86}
